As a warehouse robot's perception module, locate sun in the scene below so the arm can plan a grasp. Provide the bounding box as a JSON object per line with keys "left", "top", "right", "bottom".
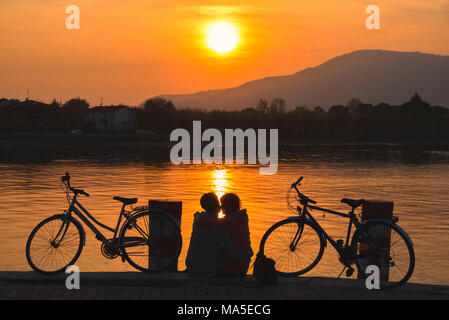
{"left": 205, "top": 21, "right": 240, "bottom": 55}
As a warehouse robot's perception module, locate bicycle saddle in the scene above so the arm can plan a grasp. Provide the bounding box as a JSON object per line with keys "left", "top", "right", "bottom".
{"left": 341, "top": 198, "right": 365, "bottom": 209}
{"left": 113, "top": 196, "right": 138, "bottom": 205}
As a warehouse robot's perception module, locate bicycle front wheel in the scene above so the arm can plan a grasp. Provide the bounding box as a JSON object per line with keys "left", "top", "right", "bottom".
{"left": 120, "top": 211, "right": 182, "bottom": 273}
{"left": 351, "top": 220, "right": 415, "bottom": 289}
{"left": 26, "top": 214, "right": 84, "bottom": 275}
{"left": 259, "top": 218, "right": 326, "bottom": 277}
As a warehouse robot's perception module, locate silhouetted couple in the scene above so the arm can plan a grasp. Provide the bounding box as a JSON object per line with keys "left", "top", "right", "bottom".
{"left": 185, "top": 192, "right": 253, "bottom": 277}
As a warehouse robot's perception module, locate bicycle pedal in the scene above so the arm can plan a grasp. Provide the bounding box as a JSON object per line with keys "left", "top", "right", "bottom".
{"left": 346, "top": 267, "right": 354, "bottom": 277}
{"left": 336, "top": 239, "right": 344, "bottom": 248}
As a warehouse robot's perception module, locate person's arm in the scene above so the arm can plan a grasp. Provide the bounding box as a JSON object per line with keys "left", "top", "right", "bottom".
{"left": 219, "top": 229, "right": 253, "bottom": 260}
{"left": 195, "top": 214, "right": 230, "bottom": 228}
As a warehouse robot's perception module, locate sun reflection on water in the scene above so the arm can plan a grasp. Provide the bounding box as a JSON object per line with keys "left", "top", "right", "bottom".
{"left": 212, "top": 168, "right": 228, "bottom": 218}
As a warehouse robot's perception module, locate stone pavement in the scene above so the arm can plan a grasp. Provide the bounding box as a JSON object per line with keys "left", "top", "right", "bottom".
{"left": 0, "top": 272, "right": 448, "bottom": 300}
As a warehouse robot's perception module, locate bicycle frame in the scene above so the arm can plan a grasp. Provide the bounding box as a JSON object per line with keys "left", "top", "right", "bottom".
{"left": 300, "top": 205, "right": 361, "bottom": 255}
{"left": 66, "top": 193, "right": 118, "bottom": 244}
{"left": 291, "top": 185, "right": 362, "bottom": 258}
{"left": 54, "top": 193, "right": 149, "bottom": 250}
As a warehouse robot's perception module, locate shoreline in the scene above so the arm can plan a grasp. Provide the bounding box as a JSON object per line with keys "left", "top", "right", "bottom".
{"left": 1, "top": 132, "right": 449, "bottom": 148}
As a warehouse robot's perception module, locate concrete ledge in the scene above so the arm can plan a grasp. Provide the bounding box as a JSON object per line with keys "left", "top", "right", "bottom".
{"left": 1, "top": 271, "right": 448, "bottom": 291}
{"left": 1, "top": 272, "right": 448, "bottom": 299}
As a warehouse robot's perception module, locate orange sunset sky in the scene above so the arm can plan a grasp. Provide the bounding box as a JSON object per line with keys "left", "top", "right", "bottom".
{"left": 1, "top": 0, "right": 449, "bottom": 106}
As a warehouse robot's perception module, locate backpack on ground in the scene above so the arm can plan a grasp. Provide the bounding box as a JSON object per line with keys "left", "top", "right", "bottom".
{"left": 252, "top": 252, "right": 278, "bottom": 286}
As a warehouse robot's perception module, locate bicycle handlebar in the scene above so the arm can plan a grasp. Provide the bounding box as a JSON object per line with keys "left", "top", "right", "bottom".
{"left": 292, "top": 177, "right": 303, "bottom": 187}
{"left": 305, "top": 196, "right": 316, "bottom": 205}
{"left": 61, "top": 172, "right": 70, "bottom": 183}
{"left": 292, "top": 176, "right": 317, "bottom": 205}
{"left": 61, "top": 172, "right": 89, "bottom": 197}
{"left": 74, "top": 188, "right": 90, "bottom": 197}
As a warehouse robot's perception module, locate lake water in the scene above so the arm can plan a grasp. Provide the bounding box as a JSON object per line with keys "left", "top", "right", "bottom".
{"left": 1, "top": 143, "right": 449, "bottom": 285}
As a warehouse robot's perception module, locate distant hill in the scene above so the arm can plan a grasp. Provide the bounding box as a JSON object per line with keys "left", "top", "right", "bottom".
{"left": 155, "top": 50, "right": 449, "bottom": 110}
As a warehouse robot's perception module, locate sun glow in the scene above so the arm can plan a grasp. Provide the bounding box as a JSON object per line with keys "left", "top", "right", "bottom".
{"left": 205, "top": 21, "right": 240, "bottom": 55}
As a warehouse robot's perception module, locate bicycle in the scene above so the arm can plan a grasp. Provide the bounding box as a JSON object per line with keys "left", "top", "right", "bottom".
{"left": 26, "top": 172, "right": 182, "bottom": 275}
{"left": 259, "top": 177, "right": 415, "bottom": 289}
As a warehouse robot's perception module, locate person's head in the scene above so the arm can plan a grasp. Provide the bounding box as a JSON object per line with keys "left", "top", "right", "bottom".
{"left": 220, "top": 193, "right": 241, "bottom": 215}
{"left": 200, "top": 192, "right": 221, "bottom": 216}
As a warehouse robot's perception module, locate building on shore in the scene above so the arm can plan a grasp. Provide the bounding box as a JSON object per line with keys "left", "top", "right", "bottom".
{"left": 85, "top": 106, "right": 135, "bottom": 131}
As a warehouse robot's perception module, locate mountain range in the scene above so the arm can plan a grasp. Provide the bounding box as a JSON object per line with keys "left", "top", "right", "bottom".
{"left": 155, "top": 50, "right": 449, "bottom": 110}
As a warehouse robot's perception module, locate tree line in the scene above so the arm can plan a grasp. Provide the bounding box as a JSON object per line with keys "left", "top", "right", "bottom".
{"left": 1, "top": 94, "right": 449, "bottom": 140}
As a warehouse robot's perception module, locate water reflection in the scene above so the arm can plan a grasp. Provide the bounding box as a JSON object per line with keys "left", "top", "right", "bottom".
{"left": 212, "top": 168, "right": 228, "bottom": 218}
{"left": 212, "top": 169, "right": 228, "bottom": 198}
{"left": 1, "top": 144, "right": 449, "bottom": 285}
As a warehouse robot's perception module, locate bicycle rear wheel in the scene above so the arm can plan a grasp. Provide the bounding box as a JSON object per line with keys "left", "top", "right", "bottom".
{"left": 120, "top": 211, "right": 182, "bottom": 273}
{"left": 26, "top": 214, "right": 84, "bottom": 275}
{"left": 351, "top": 220, "right": 415, "bottom": 289}
{"left": 259, "top": 218, "right": 325, "bottom": 277}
